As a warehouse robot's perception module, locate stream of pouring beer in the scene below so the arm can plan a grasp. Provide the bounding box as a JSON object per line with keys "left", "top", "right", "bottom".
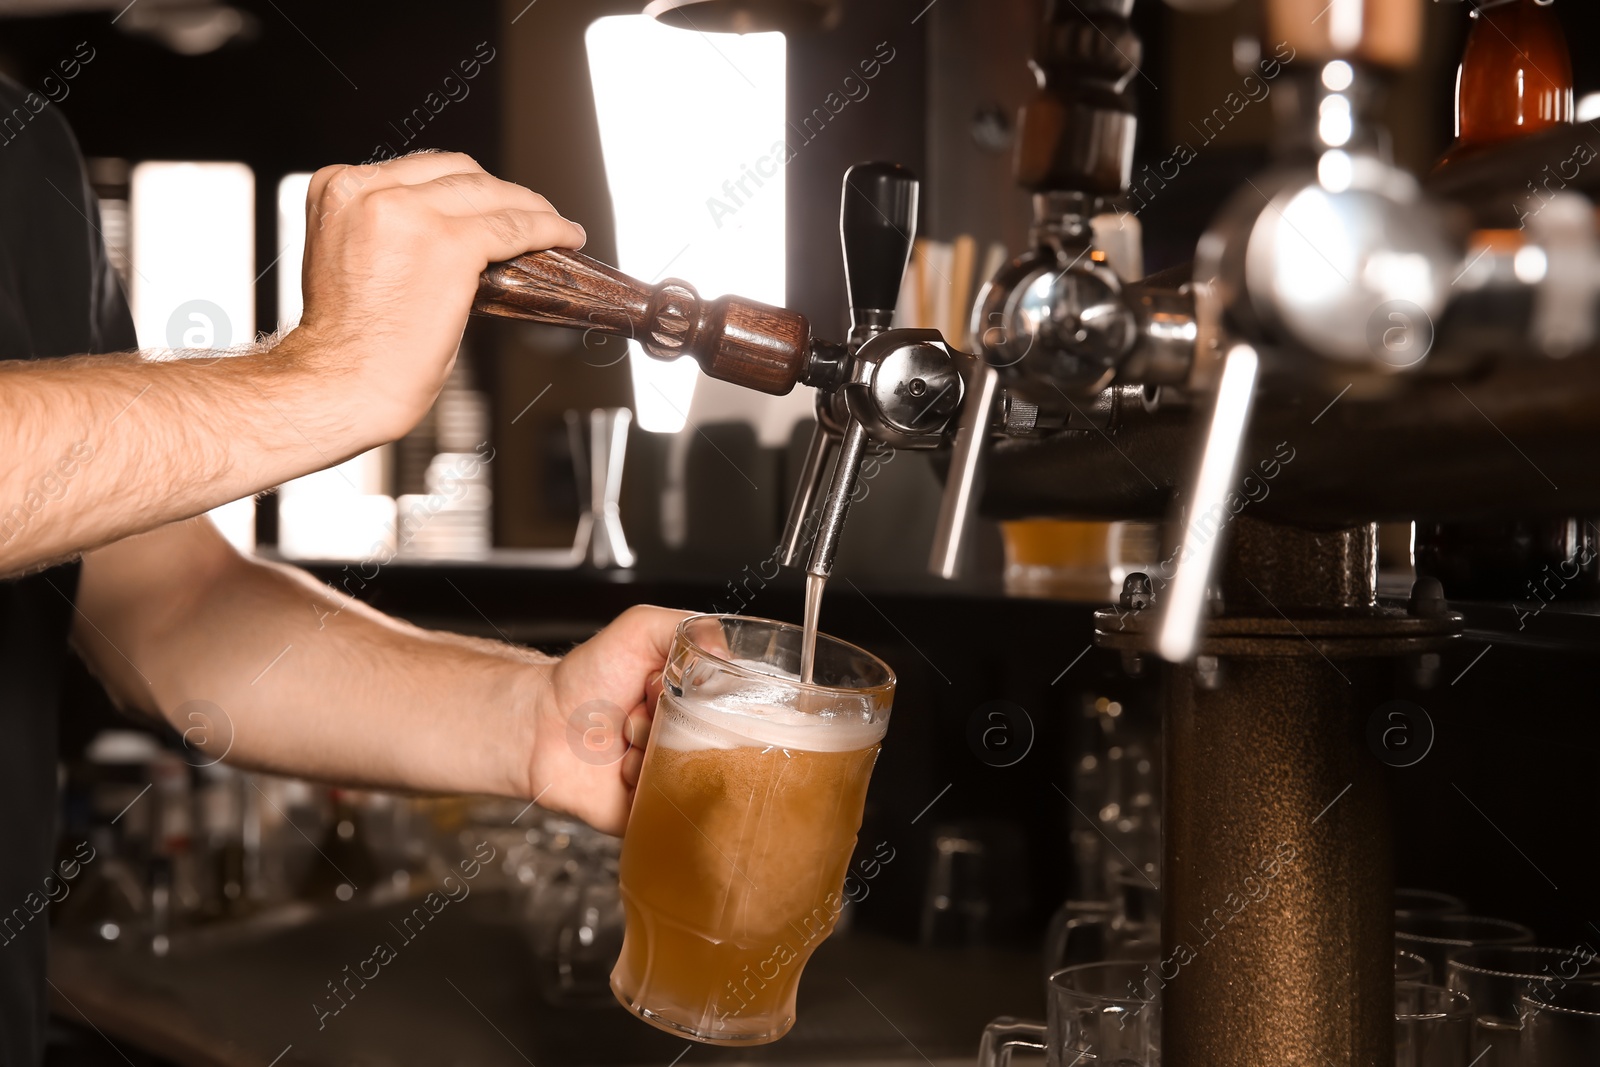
{"left": 801, "top": 572, "right": 825, "bottom": 685}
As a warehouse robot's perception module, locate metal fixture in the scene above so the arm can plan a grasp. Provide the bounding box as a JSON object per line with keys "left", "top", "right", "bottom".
{"left": 567, "top": 408, "right": 636, "bottom": 570}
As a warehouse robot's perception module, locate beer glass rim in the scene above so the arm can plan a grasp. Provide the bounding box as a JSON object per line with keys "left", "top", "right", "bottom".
{"left": 1449, "top": 945, "right": 1600, "bottom": 981}
{"left": 1046, "top": 960, "right": 1153, "bottom": 1005}
{"left": 1395, "top": 948, "right": 1431, "bottom": 981}
{"left": 1395, "top": 982, "right": 1473, "bottom": 1022}
{"left": 1520, "top": 977, "right": 1600, "bottom": 1017}
{"left": 675, "top": 613, "right": 896, "bottom": 695}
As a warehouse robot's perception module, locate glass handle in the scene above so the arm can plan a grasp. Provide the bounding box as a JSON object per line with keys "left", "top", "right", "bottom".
{"left": 979, "top": 1016, "right": 1049, "bottom": 1067}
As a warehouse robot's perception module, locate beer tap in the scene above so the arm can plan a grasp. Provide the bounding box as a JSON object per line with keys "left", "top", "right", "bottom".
{"left": 774, "top": 161, "right": 1003, "bottom": 582}
{"left": 472, "top": 163, "right": 1024, "bottom": 583}
{"left": 1155, "top": 3, "right": 1443, "bottom": 661}
{"left": 777, "top": 163, "right": 921, "bottom": 581}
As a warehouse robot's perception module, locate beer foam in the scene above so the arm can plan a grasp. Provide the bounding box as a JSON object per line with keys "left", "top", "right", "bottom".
{"left": 653, "top": 689, "right": 887, "bottom": 754}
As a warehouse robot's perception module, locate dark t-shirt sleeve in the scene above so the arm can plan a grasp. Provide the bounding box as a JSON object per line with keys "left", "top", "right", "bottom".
{"left": 0, "top": 73, "right": 137, "bottom": 1067}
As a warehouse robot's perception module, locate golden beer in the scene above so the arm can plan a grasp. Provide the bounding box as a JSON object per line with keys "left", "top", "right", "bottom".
{"left": 611, "top": 615, "right": 894, "bottom": 1045}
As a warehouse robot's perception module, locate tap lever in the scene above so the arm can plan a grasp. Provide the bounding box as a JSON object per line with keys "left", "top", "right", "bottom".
{"left": 779, "top": 418, "right": 840, "bottom": 569}
{"left": 805, "top": 419, "right": 871, "bottom": 580}
{"left": 1156, "top": 343, "right": 1260, "bottom": 663}
{"left": 929, "top": 353, "right": 1002, "bottom": 580}
{"left": 841, "top": 162, "right": 919, "bottom": 338}
{"left": 474, "top": 248, "right": 812, "bottom": 396}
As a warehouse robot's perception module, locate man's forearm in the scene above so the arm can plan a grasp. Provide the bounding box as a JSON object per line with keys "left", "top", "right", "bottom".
{"left": 74, "top": 519, "right": 544, "bottom": 798}
{"left": 0, "top": 339, "right": 369, "bottom": 577}
{"left": 4, "top": 152, "right": 589, "bottom": 579}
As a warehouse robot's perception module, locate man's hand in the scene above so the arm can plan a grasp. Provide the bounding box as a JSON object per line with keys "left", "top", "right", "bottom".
{"left": 0, "top": 151, "right": 585, "bottom": 575}
{"left": 524, "top": 605, "right": 690, "bottom": 836}
{"left": 278, "top": 151, "right": 586, "bottom": 448}
{"left": 78, "top": 520, "right": 690, "bottom": 837}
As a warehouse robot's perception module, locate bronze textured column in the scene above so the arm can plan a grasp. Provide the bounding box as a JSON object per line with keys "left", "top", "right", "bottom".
{"left": 1097, "top": 517, "right": 1460, "bottom": 1065}
{"left": 1163, "top": 652, "right": 1392, "bottom": 1066}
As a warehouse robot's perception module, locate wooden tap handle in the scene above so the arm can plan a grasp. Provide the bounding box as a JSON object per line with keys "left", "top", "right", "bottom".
{"left": 473, "top": 248, "right": 812, "bottom": 396}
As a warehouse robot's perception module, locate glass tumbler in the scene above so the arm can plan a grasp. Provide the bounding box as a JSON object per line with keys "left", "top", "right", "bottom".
{"left": 1395, "top": 982, "right": 1473, "bottom": 1067}
{"left": 1397, "top": 949, "right": 1433, "bottom": 985}
{"left": 610, "top": 615, "right": 895, "bottom": 1046}
{"left": 980, "top": 960, "right": 1161, "bottom": 1067}
{"left": 1522, "top": 978, "right": 1600, "bottom": 1066}
{"left": 1448, "top": 945, "right": 1600, "bottom": 1066}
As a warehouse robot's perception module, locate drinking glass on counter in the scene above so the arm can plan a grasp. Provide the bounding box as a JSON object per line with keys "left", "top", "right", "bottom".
{"left": 1522, "top": 978, "right": 1600, "bottom": 1066}
{"left": 980, "top": 960, "right": 1161, "bottom": 1067}
{"left": 1448, "top": 945, "right": 1600, "bottom": 1066}
{"left": 611, "top": 614, "right": 895, "bottom": 1046}
{"left": 1395, "top": 983, "right": 1473, "bottom": 1067}
{"left": 1396, "top": 914, "right": 1536, "bottom": 982}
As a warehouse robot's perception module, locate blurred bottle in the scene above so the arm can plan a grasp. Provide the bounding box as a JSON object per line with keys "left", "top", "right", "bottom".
{"left": 1439, "top": 0, "right": 1572, "bottom": 166}
{"left": 1419, "top": 0, "right": 1597, "bottom": 600}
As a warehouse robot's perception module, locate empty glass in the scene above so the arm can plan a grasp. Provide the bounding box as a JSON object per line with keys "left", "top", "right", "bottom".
{"left": 1044, "top": 863, "right": 1161, "bottom": 976}
{"left": 920, "top": 820, "right": 1029, "bottom": 948}
{"left": 1044, "top": 899, "right": 1114, "bottom": 976}
{"left": 1397, "top": 948, "right": 1433, "bottom": 985}
{"left": 1448, "top": 945, "right": 1600, "bottom": 1066}
{"left": 1521, "top": 977, "right": 1600, "bottom": 1066}
{"left": 1395, "top": 982, "right": 1473, "bottom": 1067}
{"left": 980, "top": 961, "right": 1160, "bottom": 1067}
{"left": 1396, "top": 914, "right": 1535, "bottom": 982}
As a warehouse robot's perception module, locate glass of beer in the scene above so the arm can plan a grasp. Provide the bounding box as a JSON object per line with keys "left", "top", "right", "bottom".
{"left": 611, "top": 614, "right": 895, "bottom": 1046}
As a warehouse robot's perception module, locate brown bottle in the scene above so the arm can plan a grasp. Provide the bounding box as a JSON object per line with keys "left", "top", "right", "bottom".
{"left": 1440, "top": 0, "right": 1573, "bottom": 166}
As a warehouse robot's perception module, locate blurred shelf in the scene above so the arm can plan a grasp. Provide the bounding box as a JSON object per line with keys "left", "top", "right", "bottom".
{"left": 274, "top": 552, "right": 1600, "bottom": 655}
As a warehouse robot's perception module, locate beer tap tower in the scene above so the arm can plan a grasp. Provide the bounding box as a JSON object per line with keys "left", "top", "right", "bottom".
{"left": 472, "top": 0, "right": 1600, "bottom": 1060}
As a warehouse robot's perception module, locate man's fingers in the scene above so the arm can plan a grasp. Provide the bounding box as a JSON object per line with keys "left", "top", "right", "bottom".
{"left": 305, "top": 155, "right": 584, "bottom": 263}
{"left": 453, "top": 209, "right": 587, "bottom": 264}
{"left": 426, "top": 172, "right": 557, "bottom": 216}
{"left": 306, "top": 152, "right": 493, "bottom": 229}
{"left": 383, "top": 174, "right": 560, "bottom": 225}
{"left": 370, "top": 150, "right": 486, "bottom": 184}
{"left": 622, "top": 705, "right": 651, "bottom": 788}
{"left": 307, "top": 151, "right": 485, "bottom": 201}
{"left": 621, "top": 746, "right": 646, "bottom": 790}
